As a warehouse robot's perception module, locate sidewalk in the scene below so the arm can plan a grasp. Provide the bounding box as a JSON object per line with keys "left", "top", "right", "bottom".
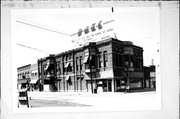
{"left": 28, "top": 89, "right": 156, "bottom": 98}
{"left": 128, "top": 88, "right": 156, "bottom": 93}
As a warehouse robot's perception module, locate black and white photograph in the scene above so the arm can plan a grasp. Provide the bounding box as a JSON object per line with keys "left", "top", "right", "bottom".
{"left": 11, "top": 7, "right": 161, "bottom": 112}
{"left": 1, "top": 1, "right": 179, "bottom": 119}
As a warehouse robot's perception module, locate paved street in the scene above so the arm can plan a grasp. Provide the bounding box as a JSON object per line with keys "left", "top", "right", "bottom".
{"left": 30, "top": 99, "right": 91, "bottom": 107}
{"left": 26, "top": 90, "right": 157, "bottom": 108}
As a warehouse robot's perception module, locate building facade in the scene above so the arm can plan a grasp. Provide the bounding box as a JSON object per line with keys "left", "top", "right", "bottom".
{"left": 17, "top": 63, "right": 39, "bottom": 91}
{"left": 149, "top": 65, "right": 156, "bottom": 88}
{"left": 37, "top": 38, "right": 145, "bottom": 92}
{"left": 143, "top": 65, "right": 156, "bottom": 89}
{"left": 29, "top": 63, "right": 39, "bottom": 91}
{"left": 17, "top": 64, "right": 31, "bottom": 89}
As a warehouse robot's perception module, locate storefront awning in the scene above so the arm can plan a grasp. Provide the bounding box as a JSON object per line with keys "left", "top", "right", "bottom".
{"left": 30, "top": 79, "right": 39, "bottom": 84}
{"left": 84, "top": 70, "right": 114, "bottom": 80}
{"left": 121, "top": 72, "right": 144, "bottom": 78}
{"left": 100, "top": 70, "right": 114, "bottom": 79}
{"left": 65, "top": 75, "right": 70, "bottom": 81}
{"left": 18, "top": 78, "right": 30, "bottom": 84}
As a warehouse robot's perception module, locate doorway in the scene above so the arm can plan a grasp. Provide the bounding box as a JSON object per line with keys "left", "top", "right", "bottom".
{"left": 102, "top": 79, "right": 112, "bottom": 92}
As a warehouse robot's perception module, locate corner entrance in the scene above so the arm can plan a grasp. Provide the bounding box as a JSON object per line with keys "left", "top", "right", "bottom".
{"left": 102, "top": 79, "right": 112, "bottom": 92}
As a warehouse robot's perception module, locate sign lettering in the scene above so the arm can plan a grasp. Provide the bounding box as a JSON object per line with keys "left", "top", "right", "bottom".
{"left": 72, "top": 20, "right": 115, "bottom": 47}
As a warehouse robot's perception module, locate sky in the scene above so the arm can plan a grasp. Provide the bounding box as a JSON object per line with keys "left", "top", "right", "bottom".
{"left": 11, "top": 7, "right": 160, "bottom": 68}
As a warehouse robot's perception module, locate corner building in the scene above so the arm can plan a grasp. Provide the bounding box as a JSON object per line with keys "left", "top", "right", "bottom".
{"left": 38, "top": 38, "right": 144, "bottom": 92}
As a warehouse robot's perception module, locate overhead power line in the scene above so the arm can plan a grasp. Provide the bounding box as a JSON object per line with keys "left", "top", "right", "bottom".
{"left": 17, "top": 43, "right": 49, "bottom": 55}
{"left": 16, "top": 20, "right": 72, "bottom": 36}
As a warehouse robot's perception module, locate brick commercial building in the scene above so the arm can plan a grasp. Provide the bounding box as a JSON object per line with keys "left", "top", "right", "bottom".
{"left": 37, "top": 38, "right": 146, "bottom": 92}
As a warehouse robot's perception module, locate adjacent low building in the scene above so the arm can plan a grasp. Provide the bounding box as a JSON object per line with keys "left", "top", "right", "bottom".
{"left": 17, "top": 63, "right": 38, "bottom": 91}
{"left": 29, "top": 63, "right": 39, "bottom": 91}
{"left": 17, "top": 64, "right": 31, "bottom": 89}
{"left": 143, "top": 65, "right": 156, "bottom": 89}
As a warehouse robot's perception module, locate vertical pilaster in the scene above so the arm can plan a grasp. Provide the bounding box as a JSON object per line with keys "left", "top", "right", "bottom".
{"left": 112, "top": 78, "right": 115, "bottom": 92}
{"left": 107, "top": 79, "right": 109, "bottom": 92}
{"left": 114, "top": 78, "right": 117, "bottom": 92}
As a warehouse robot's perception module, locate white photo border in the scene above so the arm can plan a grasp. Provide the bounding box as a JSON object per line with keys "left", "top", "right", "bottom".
{"left": 1, "top": 1, "right": 179, "bottom": 119}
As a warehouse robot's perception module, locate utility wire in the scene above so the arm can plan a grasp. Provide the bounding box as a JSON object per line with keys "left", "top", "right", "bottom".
{"left": 17, "top": 43, "right": 49, "bottom": 55}
{"left": 16, "top": 20, "right": 72, "bottom": 36}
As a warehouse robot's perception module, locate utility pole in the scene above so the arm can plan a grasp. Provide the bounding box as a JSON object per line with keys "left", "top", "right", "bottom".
{"left": 126, "top": 72, "right": 130, "bottom": 92}
{"left": 125, "top": 55, "right": 131, "bottom": 92}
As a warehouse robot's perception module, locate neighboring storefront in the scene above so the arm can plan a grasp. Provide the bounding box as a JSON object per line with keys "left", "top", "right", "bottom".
{"left": 29, "top": 63, "right": 39, "bottom": 91}
{"left": 17, "top": 63, "right": 40, "bottom": 91}
{"left": 17, "top": 64, "right": 31, "bottom": 90}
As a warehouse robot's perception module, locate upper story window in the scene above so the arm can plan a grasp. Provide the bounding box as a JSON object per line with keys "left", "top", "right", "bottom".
{"left": 22, "top": 73, "right": 25, "bottom": 79}
{"left": 80, "top": 56, "right": 83, "bottom": 71}
{"left": 69, "top": 61, "right": 73, "bottom": 72}
{"left": 103, "top": 51, "right": 108, "bottom": 67}
{"left": 59, "top": 62, "right": 62, "bottom": 73}
{"left": 124, "top": 47, "right": 133, "bottom": 55}
{"left": 64, "top": 61, "right": 72, "bottom": 72}
{"left": 115, "top": 53, "right": 118, "bottom": 67}
{"left": 139, "top": 59, "right": 143, "bottom": 71}
{"left": 76, "top": 57, "right": 79, "bottom": 71}
{"left": 90, "top": 55, "right": 96, "bottom": 69}
{"left": 98, "top": 52, "right": 103, "bottom": 68}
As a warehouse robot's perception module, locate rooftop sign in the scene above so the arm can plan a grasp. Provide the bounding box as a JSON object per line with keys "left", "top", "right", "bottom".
{"left": 72, "top": 20, "right": 115, "bottom": 47}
